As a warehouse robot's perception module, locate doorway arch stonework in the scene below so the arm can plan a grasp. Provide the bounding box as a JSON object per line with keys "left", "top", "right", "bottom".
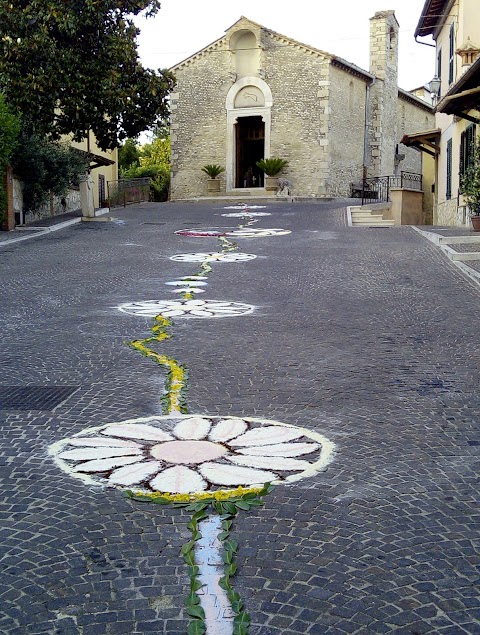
{"left": 225, "top": 77, "right": 273, "bottom": 192}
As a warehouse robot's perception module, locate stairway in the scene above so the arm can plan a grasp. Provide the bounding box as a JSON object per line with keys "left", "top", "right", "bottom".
{"left": 348, "top": 204, "right": 395, "bottom": 227}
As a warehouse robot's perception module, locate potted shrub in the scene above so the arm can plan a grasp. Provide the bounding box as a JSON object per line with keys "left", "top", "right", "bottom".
{"left": 256, "top": 157, "right": 288, "bottom": 193}
{"left": 202, "top": 164, "right": 225, "bottom": 195}
{"left": 460, "top": 139, "right": 480, "bottom": 231}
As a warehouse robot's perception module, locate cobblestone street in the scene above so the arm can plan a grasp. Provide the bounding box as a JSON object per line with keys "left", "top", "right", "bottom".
{"left": 1, "top": 200, "right": 479, "bottom": 635}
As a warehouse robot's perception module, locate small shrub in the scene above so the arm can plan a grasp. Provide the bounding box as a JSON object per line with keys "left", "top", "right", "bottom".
{"left": 201, "top": 164, "right": 225, "bottom": 178}
{"left": 256, "top": 157, "right": 288, "bottom": 177}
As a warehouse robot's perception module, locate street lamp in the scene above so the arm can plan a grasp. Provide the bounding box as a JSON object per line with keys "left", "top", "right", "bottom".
{"left": 427, "top": 75, "right": 441, "bottom": 105}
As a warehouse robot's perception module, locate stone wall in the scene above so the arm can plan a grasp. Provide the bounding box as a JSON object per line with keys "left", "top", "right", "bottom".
{"left": 13, "top": 178, "right": 81, "bottom": 224}
{"left": 170, "top": 40, "right": 231, "bottom": 200}
{"left": 263, "top": 34, "right": 331, "bottom": 197}
{"left": 435, "top": 199, "right": 469, "bottom": 227}
{"left": 396, "top": 96, "right": 434, "bottom": 176}
{"left": 328, "top": 66, "right": 367, "bottom": 196}
{"left": 368, "top": 11, "right": 399, "bottom": 177}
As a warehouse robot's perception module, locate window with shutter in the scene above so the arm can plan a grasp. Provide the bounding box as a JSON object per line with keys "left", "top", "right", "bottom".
{"left": 437, "top": 48, "right": 442, "bottom": 95}
{"left": 460, "top": 125, "right": 476, "bottom": 181}
{"left": 446, "top": 138, "right": 453, "bottom": 200}
{"left": 449, "top": 24, "right": 455, "bottom": 85}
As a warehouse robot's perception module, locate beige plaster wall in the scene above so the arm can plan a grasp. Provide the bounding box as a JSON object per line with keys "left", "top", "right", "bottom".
{"left": 390, "top": 188, "right": 424, "bottom": 225}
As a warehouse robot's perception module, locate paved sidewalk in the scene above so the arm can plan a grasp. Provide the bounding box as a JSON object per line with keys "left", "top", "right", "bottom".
{"left": 0, "top": 209, "right": 110, "bottom": 246}
{"left": 0, "top": 200, "right": 479, "bottom": 635}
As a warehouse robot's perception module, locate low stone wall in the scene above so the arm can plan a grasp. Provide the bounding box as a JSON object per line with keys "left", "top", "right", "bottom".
{"left": 13, "top": 178, "right": 80, "bottom": 224}
{"left": 435, "top": 199, "right": 469, "bottom": 227}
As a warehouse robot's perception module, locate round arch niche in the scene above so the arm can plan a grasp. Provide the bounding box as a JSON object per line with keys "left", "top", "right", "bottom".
{"left": 225, "top": 77, "right": 273, "bottom": 192}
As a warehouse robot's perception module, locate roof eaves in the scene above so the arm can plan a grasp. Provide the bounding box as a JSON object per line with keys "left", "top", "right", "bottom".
{"left": 414, "top": 0, "right": 449, "bottom": 39}
{"left": 398, "top": 88, "right": 435, "bottom": 112}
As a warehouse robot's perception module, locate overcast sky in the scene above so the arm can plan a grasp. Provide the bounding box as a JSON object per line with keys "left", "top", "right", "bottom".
{"left": 135, "top": 0, "right": 436, "bottom": 91}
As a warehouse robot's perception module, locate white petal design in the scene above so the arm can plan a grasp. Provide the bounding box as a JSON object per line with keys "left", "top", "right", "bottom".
{"left": 101, "top": 423, "right": 173, "bottom": 442}
{"left": 226, "top": 228, "right": 291, "bottom": 238}
{"left": 58, "top": 447, "right": 142, "bottom": 461}
{"left": 161, "top": 309, "right": 186, "bottom": 317}
{"left": 118, "top": 299, "right": 254, "bottom": 318}
{"left": 209, "top": 419, "right": 247, "bottom": 442}
{"left": 165, "top": 280, "right": 207, "bottom": 286}
{"left": 229, "top": 426, "right": 303, "bottom": 448}
{"left": 109, "top": 460, "right": 162, "bottom": 486}
{"left": 237, "top": 442, "right": 320, "bottom": 457}
{"left": 227, "top": 455, "right": 311, "bottom": 471}
{"left": 150, "top": 465, "right": 207, "bottom": 493}
{"left": 67, "top": 437, "right": 142, "bottom": 448}
{"left": 73, "top": 456, "right": 142, "bottom": 473}
{"left": 170, "top": 288, "right": 205, "bottom": 294}
{"left": 173, "top": 417, "right": 211, "bottom": 440}
{"left": 199, "top": 462, "right": 276, "bottom": 486}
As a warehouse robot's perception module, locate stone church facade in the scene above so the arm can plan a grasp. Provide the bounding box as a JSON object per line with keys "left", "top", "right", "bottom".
{"left": 169, "top": 11, "right": 434, "bottom": 200}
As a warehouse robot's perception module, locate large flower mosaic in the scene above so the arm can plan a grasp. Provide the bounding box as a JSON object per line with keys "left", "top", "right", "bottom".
{"left": 223, "top": 205, "right": 267, "bottom": 210}
{"left": 175, "top": 228, "right": 226, "bottom": 237}
{"left": 49, "top": 415, "right": 335, "bottom": 495}
{"left": 222, "top": 212, "right": 271, "bottom": 218}
{"left": 225, "top": 228, "right": 291, "bottom": 238}
{"left": 170, "top": 252, "right": 257, "bottom": 263}
{"left": 118, "top": 299, "right": 255, "bottom": 318}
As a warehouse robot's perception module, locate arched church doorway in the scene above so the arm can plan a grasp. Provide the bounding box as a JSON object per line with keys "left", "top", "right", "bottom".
{"left": 235, "top": 116, "right": 265, "bottom": 188}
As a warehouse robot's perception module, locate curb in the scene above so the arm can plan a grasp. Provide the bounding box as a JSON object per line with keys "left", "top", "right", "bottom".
{"left": 412, "top": 226, "right": 480, "bottom": 288}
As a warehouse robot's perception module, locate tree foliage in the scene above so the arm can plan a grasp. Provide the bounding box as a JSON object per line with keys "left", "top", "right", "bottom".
{"left": 0, "top": 1, "right": 175, "bottom": 150}
{"left": 121, "top": 136, "right": 170, "bottom": 201}
{"left": 461, "top": 138, "right": 480, "bottom": 215}
{"left": 12, "top": 135, "right": 90, "bottom": 212}
{"left": 0, "top": 93, "right": 21, "bottom": 220}
{"left": 119, "top": 138, "right": 141, "bottom": 172}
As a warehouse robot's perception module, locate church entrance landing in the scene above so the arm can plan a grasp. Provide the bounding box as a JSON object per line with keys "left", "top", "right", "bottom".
{"left": 235, "top": 116, "right": 265, "bottom": 188}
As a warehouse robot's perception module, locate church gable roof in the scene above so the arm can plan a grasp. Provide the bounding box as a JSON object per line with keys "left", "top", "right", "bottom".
{"left": 170, "top": 16, "right": 374, "bottom": 81}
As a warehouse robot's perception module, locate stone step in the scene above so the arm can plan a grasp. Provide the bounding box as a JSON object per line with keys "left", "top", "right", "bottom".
{"left": 352, "top": 219, "right": 395, "bottom": 227}
{"left": 351, "top": 211, "right": 385, "bottom": 219}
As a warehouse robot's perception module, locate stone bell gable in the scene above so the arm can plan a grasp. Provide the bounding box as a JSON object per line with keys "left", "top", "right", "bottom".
{"left": 169, "top": 14, "right": 433, "bottom": 200}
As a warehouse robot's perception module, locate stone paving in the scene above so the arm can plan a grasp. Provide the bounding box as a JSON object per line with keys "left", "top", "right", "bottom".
{"left": 0, "top": 200, "right": 479, "bottom": 634}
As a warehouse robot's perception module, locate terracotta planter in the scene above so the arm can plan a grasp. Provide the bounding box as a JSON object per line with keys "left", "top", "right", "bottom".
{"left": 265, "top": 176, "right": 278, "bottom": 193}
{"left": 471, "top": 215, "right": 480, "bottom": 232}
{"left": 206, "top": 178, "right": 221, "bottom": 194}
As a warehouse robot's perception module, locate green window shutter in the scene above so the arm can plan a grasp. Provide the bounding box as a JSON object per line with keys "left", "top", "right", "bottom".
{"left": 449, "top": 24, "right": 455, "bottom": 85}
{"left": 446, "top": 138, "right": 453, "bottom": 200}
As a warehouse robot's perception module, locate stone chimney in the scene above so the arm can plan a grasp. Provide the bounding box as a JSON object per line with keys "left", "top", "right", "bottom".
{"left": 368, "top": 10, "right": 400, "bottom": 177}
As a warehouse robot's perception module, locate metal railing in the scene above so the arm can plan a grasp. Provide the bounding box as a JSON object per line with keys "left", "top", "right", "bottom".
{"left": 389, "top": 171, "right": 423, "bottom": 191}
{"left": 107, "top": 178, "right": 150, "bottom": 209}
{"left": 351, "top": 172, "right": 423, "bottom": 206}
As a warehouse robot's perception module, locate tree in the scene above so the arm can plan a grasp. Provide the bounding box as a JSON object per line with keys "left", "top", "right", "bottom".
{"left": 0, "top": 1, "right": 175, "bottom": 150}
{"left": 119, "top": 138, "right": 141, "bottom": 172}
{"left": 461, "top": 138, "right": 480, "bottom": 216}
{"left": 0, "top": 93, "right": 21, "bottom": 221}
{"left": 122, "top": 136, "right": 171, "bottom": 201}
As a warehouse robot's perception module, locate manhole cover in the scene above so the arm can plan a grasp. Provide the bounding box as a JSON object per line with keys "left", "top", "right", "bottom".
{"left": 0, "top": 386, "right": 79, "bottom": 411}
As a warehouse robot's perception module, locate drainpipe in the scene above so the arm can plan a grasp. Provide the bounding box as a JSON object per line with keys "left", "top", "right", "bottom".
{"left": 415, "top": 36, "right": 436, "bottom": 48}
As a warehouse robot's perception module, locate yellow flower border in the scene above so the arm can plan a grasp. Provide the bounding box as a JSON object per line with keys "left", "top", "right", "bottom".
{"left": 130, "top": 485, "right": 265, "bottom": 503}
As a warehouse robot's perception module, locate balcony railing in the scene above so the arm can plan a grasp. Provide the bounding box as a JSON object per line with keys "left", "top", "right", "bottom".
{"left": 351, "top": 172, "right": 423, "bottom": 205}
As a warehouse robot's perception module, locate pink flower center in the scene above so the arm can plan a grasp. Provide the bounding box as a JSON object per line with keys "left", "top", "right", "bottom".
{"left": 151, "top": 440, "right": 227, "bottom": 464}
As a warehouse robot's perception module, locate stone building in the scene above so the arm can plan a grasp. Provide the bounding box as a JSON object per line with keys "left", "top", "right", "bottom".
{"left": 169, "top": 11, "right": 434, "bottom": 200}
